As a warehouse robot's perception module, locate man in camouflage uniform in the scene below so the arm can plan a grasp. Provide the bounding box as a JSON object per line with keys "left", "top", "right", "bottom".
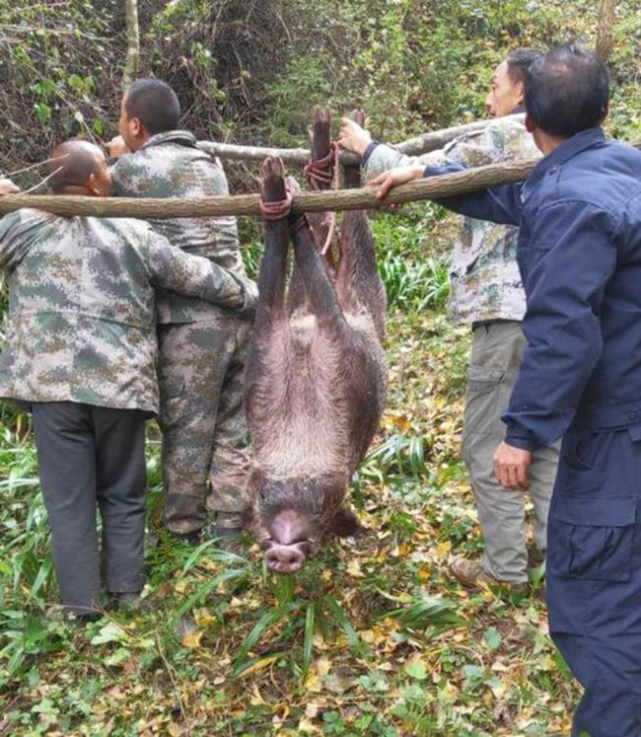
{"left": 339, "top": 49, "right": 559, "bottom": 591}
{"left": 109, "top": 79, "right": 254, "bottom": 542}
{"left": 0, "top": 141, "right": 256, "bottom": 618}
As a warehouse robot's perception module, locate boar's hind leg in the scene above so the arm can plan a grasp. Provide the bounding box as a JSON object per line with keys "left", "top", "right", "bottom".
{"left": 290, "top": 221, "right": 348, "bottom": 335}
{"left": 336, "top": 111, "right": 387, "bottom": 340}
{"left": 287, "top": 106, "right": 335, "bottom": 316}
{"left": 336, "top": 212, "right": 386, "bottom": 340}
{"left": 256, "top": 157, "right": 291, "bottom": 329}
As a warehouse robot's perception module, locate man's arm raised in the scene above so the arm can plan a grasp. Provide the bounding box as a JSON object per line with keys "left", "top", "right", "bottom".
{"left": 146, "top": 229, "right": 257, "bottom": 315}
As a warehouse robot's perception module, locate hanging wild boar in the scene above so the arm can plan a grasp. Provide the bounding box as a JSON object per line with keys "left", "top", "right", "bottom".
{"left": 243, "top": 109, "right": 388, "bottom": 573}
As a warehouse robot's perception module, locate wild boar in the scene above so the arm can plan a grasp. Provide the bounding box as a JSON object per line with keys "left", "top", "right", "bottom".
{"left": 243, "top": 110, "right": 387, "bottom": 573}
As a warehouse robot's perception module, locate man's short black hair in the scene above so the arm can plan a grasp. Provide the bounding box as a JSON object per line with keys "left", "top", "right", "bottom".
{"left": 505, "top": 48, "right": 542, "bottom": 86}
{"left": 124, "top": 79, "right": 181, "bottom": 135}
{"left": 525, "top": 44, "right": 609, "bottom": 137}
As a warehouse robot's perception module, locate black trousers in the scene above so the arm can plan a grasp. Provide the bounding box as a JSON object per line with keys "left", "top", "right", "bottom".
{"left": 32, "top": 402, "right": 147, "bottom": 615}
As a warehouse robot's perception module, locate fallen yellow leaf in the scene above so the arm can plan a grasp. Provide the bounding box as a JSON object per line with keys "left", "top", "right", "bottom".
{"left": 181, "top": 630, "right": 203, "bottom": 649}
{"left": 239, "top": 655, "right": 278, "bottom": 677}
{"left": 303, "top": 673, "right": 323, "bottom": 693}
{"left": 250, "top": 684, "right": 266, "bottom": 706}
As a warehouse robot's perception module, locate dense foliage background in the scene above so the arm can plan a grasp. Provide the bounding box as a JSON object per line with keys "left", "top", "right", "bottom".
{"left": 1, "top": 2, "right": 641, "bottom": 735}
{"left": 1, "top": 0, "right": 640, "bottom": 177}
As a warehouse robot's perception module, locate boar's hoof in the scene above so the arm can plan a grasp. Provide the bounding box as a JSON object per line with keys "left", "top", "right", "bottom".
{"left": 261, "top": 155, "right": 285, "bottom": 181}
{"left": 260, "top": 156, "right": 287, "bottom": 204}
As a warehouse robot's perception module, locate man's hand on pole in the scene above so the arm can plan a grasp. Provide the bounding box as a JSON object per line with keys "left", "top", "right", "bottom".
{"left": 0, "top": 178, "right": 20, "bottom": 195}
{"left": 107, "top": 136, "right": 132, "bottom": 159}
{"left": 367, "top": 165, "right": 425, "bottom": 200}
{"left": 493, "top": 441, "right": 532, "bottom": 491}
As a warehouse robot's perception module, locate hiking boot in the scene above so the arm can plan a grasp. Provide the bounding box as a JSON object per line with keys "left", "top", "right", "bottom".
{"left": 205, "top": 512, "right": 246, "bottom": 554}
{"left": 449, "top": 556, "right": 529, "bottom": 595}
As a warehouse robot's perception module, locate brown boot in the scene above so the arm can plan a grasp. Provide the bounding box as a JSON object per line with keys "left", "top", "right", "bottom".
{"left": 449, "top": 556, "right": 529, "bottom": 595}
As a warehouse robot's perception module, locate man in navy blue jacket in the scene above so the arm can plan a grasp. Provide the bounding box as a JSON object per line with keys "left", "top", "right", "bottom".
{"left": 371, "top": 45, "right": 641, "bottom": 736}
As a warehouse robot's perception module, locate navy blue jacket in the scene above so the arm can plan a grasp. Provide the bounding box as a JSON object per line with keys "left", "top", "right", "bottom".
{"left": 425, "top": 128, "right": 641, "bottom": 451}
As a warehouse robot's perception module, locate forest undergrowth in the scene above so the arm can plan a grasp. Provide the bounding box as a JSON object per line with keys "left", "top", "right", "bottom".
{"left": 0, "top": 207, "right": 577, "bottom": 736}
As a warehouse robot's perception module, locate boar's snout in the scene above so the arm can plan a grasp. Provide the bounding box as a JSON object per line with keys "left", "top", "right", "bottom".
{"left": 263, "top": 540, "right": 310, "bottom": 574}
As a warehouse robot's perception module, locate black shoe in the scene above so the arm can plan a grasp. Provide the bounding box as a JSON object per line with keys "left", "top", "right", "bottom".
{"left": 65, "top": 610, "right": 102, "bottom": 625}
{"left": 170, "top": 529, "right": 203, "bottom": 546}
{"left": 108, "top": 591, "right": 151, "bottom": 612}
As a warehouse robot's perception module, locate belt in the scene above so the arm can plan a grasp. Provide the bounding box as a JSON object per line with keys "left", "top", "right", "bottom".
{"left": 471, "top": 318, "right": 520, "bottom": 331}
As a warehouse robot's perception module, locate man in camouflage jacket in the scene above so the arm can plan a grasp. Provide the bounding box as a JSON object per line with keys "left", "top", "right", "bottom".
{"left": 0, "top": 141, "right": 256, "bottom": 617}
{"left": 339, "top": 49, "right": 559, "bottom": 591}
{"left": 110, "top": 79, "right": 256, "bottom": 541}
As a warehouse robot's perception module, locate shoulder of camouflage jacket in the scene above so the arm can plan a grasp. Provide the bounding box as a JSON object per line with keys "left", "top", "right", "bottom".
{"left": 111, "top": 129, "right": 230, "bottom": 198}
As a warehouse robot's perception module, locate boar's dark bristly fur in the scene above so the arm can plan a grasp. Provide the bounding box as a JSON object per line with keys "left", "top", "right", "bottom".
{"left": 244, "top": 109, "right": 387, "bottom": 574}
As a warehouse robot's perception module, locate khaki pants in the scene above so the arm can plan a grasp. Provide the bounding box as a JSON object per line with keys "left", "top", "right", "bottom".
{"left": 461, "top": 321, "right": 559, "bottom": 584}
{"left": 158, "top": 316, "right": 252, "bottom": 536}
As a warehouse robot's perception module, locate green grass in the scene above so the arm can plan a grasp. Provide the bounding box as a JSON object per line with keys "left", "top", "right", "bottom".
{"left": 0, "top": 210, "right": 577, "bottom": 735}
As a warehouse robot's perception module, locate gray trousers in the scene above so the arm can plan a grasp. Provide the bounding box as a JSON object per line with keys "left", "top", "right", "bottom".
{"left": 32, "top": 402, "right": 147, "bottom": 615}
{"left": 461, "top": 321, "right": 559, "bottom": 584}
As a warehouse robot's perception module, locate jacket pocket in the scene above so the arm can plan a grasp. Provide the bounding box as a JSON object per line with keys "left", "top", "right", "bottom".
{"left": 562, "top": 431, "right": 606, "bottom": 471}
{"left": 549, "top": 496, "right": 636, "bottom": 582}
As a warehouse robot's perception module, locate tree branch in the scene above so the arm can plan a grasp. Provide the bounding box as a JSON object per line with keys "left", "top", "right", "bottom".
{"left": 123, "top": 0, "right": 140, "bottom": 88}
{"left": 197, "top": 116, "right": 525, "bottom": 166}
{"left": 596, "top": 0, "right": 618, "bottom": 61}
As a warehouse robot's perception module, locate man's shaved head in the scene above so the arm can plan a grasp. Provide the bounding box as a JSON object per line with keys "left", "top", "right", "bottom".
{"left": 47, "top": 141, "right": 107, "bottom": 193}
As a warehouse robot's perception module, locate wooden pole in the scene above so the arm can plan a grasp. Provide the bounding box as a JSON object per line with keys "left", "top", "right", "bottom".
{"left": 0, "top": 157, "right": 539, "bottom": 219}
{"left": 1, "top": 140, "right": 637, "bottom": 219}
{"left": 197, "top": 116, "right": 524, "bottom": 166}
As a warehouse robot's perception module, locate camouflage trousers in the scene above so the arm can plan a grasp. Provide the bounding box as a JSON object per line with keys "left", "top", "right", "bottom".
{"left": 158, "top": 315, "right": 252, "bottom": 536}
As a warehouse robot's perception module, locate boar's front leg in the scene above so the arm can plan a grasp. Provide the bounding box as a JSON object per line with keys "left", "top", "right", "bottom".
{"left": 255, "top": 157, "right": 291, "bottom": 330}
{"left": 245, "top": 157, "right": 292, "bottom": 433}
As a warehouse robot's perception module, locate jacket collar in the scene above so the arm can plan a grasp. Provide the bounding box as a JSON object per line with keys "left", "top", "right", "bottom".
{"left": 522, "top": 127, "right": 606, "bottom": 201}
{"left": 532, "top": 126, "right": 606, "bottom": 174}
{"left": 140, "top": 130, "right": 198, "bottom": 151}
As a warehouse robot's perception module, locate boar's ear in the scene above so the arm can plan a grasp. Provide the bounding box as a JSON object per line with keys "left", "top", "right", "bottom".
{"left": 329, "top": 506, "right": 363, "bottom": 537}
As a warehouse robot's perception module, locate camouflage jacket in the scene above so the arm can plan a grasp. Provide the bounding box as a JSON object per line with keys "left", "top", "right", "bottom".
{"left": 363, "top": 114, "right": 540, "bottom": 325}
{"left": 111, "top": 130, "right": 251, "bottom": 324}
{"left": 0, "top": 208, "right": 257, "bottom": 414}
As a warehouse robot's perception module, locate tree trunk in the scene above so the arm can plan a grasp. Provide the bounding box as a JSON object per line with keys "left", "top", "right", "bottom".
{"left": 596, "top": 0, "right": 617, "bottom": 61}
{"left": 123, "top": 0, "right": 140, "bottom": 88}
